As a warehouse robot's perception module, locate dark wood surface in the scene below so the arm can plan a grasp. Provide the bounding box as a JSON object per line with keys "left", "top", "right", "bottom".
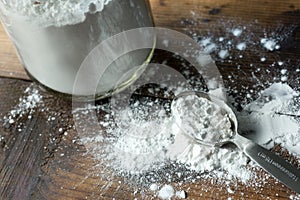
{"left": 1, "top": 0, "right": 300, "bottom": 199}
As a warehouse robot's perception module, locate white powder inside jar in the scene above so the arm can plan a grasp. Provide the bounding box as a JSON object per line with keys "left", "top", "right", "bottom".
{"left": 1, "top": 0, "right": 112, "bottom": 27}
{"left": 1, "top": 0, "right": 154, "bottom": 95}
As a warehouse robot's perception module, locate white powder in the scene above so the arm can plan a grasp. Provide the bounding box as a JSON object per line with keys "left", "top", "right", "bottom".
{"left": 149, "top": 183, "right": 159, "bottom": 191}
{"left": 200, "top": 37, "right": 212, "bottom": 47}
{"left": 260, "top": 57, "right": 266, "bottom": 62}
{"left": 239, "top": 83, "right": 300, "bottom": 156}
{"left": 232, "top": 28, "right": 243, "bottom": 37}
{"left": 1, "top": 0, "right": 112, "bottom": 27}
{"left": 171, "top": 94, "right": 233, "bottom": 143}
{"left": 218, "top": 49, "right": 229, "bottom": 59}
{"left": 219, "top": 37, "right": 225, "bottom": 42}
{"left": 281, "top": 76, "right": 288, "bottom": 82}
{"left": 236, "top": 42, "right": 247, "bottom": 51}
{"left": 281, "top": 69, "right": 288, "bottom": 75}
{"left": 204, "top": 43, "right": 217, "bottom": 53}
{"left": 157, "top": 185, "right": 175, "bottom": 200}
{"left": 78, "top": 93, "right": 254, "bottom": 183}
{"left": 107, "top": 111, "right": 173, "bottom": 174}
{"left": 175, "top": 190, "right": 187, "bottom": 199}
{"left": 1, "top": 0, "right": 154, "bottom": 95}
{"left": 3, "top": 85, "right": 43, "bottom": 127}
{"left": 75, "top": 83, "right": 300, "bottom": 197}
{"left": 261, "top": 38, "right": 279, "bottom": 51}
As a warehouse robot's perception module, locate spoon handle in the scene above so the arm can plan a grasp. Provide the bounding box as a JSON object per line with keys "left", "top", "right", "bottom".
{"left": 235, "top": 135, "right": 300, "bottom": 194}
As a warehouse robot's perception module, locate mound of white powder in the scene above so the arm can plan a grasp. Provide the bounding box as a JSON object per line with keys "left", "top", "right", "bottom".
{"left": 0, "top": 0, "right": 112, "bottom": 27}
{"left": 171, "top": 94, "right": 234, "bottom": 143}
{"left": 239, "top": 83, "right": 300, "bottom": 156}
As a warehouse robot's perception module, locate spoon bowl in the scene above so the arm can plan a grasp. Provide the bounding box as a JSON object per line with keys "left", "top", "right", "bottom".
{"left": 172, "top": 90, "right": 300, "bottom": 194}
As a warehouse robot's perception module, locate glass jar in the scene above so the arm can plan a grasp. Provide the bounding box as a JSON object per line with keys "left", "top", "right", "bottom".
{"left": 0, "top": 0, "right": 154, "bottom": 100}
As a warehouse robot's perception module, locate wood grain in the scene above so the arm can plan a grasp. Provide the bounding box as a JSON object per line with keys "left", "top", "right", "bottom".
{"left": 0, "top": 0, "right": 300, "bottom": 200}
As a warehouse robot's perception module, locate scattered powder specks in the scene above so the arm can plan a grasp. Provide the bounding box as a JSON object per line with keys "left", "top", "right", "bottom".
{"left": 3, "top": 85, "right": 43, "bottom": 127}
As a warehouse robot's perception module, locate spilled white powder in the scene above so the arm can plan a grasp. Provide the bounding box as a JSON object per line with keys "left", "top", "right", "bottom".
{"left": 1, "top": 0, "right": 112, "bottom": 27}
{"left": 89, "top": 93, "right": 253, "bottom": 183}
{"left": 104, "top": 108, "right": 173, "bottom": 174}
{"left": 76, "top": 83, "right": 300, "bottom": 198}
{"left": 3, "top": 85, "right": 43, "bottom": 127}
{"left": 219, "top": 37, "right": 225, "bottom": 42}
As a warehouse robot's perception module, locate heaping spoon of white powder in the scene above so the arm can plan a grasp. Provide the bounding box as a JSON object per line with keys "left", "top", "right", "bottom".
{"left": 171, "top": 93, "right": 234, "bottom": 145}
{"left": 170, "top": 92, "right": 300, "bottom": 194}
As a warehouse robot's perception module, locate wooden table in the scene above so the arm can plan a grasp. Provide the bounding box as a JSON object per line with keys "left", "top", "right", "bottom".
{"left": 1, "top": 0, "right": 300, "bottom": 199}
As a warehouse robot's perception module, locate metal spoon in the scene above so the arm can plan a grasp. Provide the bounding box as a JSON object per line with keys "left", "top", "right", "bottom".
{"left": 171, "top": 91, "right": 300, "bottom": 194}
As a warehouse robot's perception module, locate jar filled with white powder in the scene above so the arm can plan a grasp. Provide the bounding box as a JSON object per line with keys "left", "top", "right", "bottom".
{"left": 0, "top": 0, "right": 154, "bottom": 100}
